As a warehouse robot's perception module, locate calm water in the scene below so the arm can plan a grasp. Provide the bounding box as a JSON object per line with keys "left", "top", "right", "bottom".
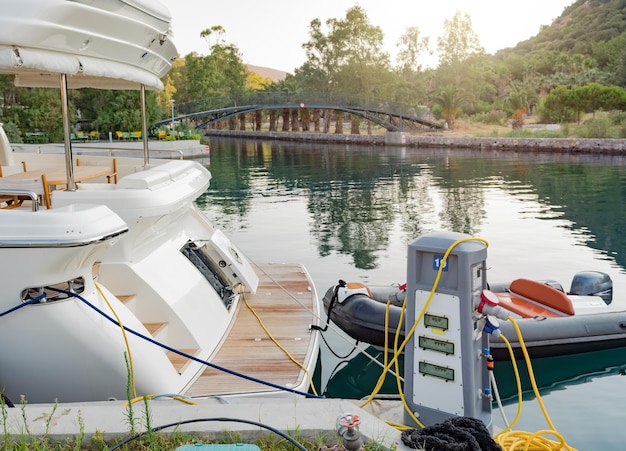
{"left": 197, "top": 137, "right": 626, "bottom": 450}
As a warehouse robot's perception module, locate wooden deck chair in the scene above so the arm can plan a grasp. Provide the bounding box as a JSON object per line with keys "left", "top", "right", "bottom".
{"left": 76, "top": 158, "right": 118, "bottom": 184}
{"left": 0, "top": 124, "right": 29, "bottom": 208}
{"left": 109, "top": 158, "right": 118, "bottom": 184}
{"left": 0, "top": 161, "right": 27, "bottom": 177}
{"left": 41, "top": 174, "right": 51, "bottom": 208}
{"left": 0, "top": 161, "right": 28, "bottom": 208}
{"left": 0, "top": 173, "right": 51, "bottom": 209}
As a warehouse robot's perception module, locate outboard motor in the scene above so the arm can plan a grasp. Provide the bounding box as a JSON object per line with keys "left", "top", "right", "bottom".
{"left": 569, "top": 271, "right": 613, "bottom": 305}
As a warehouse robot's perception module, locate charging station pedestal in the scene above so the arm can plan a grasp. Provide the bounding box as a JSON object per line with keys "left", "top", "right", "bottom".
{"left": 403, "top": 231, "right": 492, "bottom": 429}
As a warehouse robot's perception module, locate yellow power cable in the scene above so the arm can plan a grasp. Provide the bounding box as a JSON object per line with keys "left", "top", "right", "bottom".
{"left": 242, "top": 290, "right": 319, "bottom": 396}
{"left": 251, "top": 261, "right": 403, "bottom": 380}
{"left": 494, "top": 317, "right": 577, "bottom": 451}
{"left": 496, "top": 335, "right": 523, "bottom": 435}
{"left": 384, "top": 419, "right": 414, "bottom": 431}
{"left": 125, "top": 394, "right": 197, "bottom": 406}
{"left": 96, "top": 283, "right": 195, "bottom": 406}
{"left": 382, "top": 300, "right": 391, "bottom": 394}
{"left": 358, "top": 301, "right": 395, "bottom": 407}
{"left": 95, "top": 282, "right": 137, "bottom": 399}
{"left": 392, "top": 296, "right": 426, "bottom": 428}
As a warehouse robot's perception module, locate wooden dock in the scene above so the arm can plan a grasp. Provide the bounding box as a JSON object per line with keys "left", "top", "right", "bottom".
{"left": 183, "top": 262, "right": 320, "bottom": 397}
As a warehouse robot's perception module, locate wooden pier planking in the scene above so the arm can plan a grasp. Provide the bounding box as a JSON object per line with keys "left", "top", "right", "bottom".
{"left": 184, "top": 262, "right": 319, "bottom": 397}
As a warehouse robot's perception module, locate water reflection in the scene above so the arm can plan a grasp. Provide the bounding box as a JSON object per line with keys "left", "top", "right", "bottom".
{"left": 197, "top": 137, "right": 626, "bottom": 449}
{"left": 199, "top": 138, "right": 626, "bottom": 274}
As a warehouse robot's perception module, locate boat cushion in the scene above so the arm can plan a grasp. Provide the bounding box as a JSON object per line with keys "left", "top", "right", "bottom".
{"left": 117, "top": 168, "right": 171, "bottom": 189}
{"left": 509, "top": 278, "right": 576, "bottom": 316}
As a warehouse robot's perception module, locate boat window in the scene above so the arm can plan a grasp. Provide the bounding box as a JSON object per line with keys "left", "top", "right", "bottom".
{"left": 181, "top": 240, "right": 235, "bottom": 311}
{"left": 21, "top": 277, "right": 86, "bottom": 304}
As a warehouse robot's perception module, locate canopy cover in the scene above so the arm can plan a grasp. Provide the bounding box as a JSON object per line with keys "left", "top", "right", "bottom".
{"left": 0, "top": 0, "right": 178, "bottom": 90}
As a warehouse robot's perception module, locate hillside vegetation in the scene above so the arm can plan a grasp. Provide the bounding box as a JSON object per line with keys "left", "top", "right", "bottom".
{"left": 497, "top": 0, "right": 626, "bottom": 84}
{"left": 511, "top": 0, "right": 626, "bottom": 57}
{"left": 2, "top": 1, "right": 626, "bottom": 141}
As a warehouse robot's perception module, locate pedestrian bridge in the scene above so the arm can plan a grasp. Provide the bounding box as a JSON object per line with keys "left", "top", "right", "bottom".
{"left": 155, "top": 91, "right": 443, "bottom": 132}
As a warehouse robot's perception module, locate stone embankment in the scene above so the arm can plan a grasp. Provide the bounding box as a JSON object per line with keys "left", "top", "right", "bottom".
{"left": 205, "top": 130, "right": 626, "bottom": 155}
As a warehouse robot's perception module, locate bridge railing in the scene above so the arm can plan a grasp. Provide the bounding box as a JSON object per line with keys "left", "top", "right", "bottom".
{"left": 177, "top": 92, "right": 428, "bottom": 119}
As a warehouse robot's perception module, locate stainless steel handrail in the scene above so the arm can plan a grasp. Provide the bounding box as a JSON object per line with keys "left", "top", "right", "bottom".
{"left": 0, "top": 227, "right": 129, "bottom": 248}
{"left": 0, "top": 189, "right": 40, "bottom": 211}
{"left": 12, "top": 144, "right": 185, "bottom": 160}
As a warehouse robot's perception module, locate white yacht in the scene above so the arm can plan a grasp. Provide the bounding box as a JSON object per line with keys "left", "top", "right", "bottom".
{"left": 0, "top": 0, "right": 321, "bottom": 403}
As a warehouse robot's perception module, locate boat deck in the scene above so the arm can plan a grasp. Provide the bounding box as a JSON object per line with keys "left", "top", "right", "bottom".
{"left": 183, "top": 262, "right": 320, "bottom": 398}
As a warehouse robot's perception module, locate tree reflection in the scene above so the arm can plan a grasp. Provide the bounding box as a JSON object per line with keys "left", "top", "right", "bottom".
{"left": 200, "top": 138, "right": 626, "bottom": 271}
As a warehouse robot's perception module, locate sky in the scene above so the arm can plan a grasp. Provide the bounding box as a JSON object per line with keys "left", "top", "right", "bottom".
{"left": 159, "top": 1, "right": 574, "bottom": 73}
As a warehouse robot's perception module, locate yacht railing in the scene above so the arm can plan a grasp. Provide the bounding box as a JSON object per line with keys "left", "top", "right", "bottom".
{"left": 0, "top": 190, "right": 40, "bottom": 211}
{"left": 13, "top": 144, "right": 184, "bottom": 160}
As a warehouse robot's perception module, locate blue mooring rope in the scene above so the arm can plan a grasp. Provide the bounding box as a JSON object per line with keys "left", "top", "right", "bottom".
{"left": 31, "top": 286, "right": 323, "bottom": 399}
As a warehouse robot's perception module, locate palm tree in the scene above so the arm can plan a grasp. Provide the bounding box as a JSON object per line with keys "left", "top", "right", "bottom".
{"left": 433, "top": 85, "right": 467, "bottom": 129}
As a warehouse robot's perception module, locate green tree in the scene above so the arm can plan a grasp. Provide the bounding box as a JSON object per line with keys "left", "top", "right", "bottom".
{"left": 393, "top": 27, "right": 431, "bottom": 110}
{"left": 0, "top": 75, "right": 16, "bottom": 108}
{"left": 73, "top": 88, "right": 107, "bottom": 130}
{"left": 8, "top": 88, "right": 64, "bottom": 141}
{"left": 175, "top": 26, "right": 248, "bottom": 106}
{"left": 541, "top": 85, "right": 575, "bottom": 123}
{"left": 570, "top": 83, "right": 626, "bottom": 120}
{"left": 597, "top": 84, "right": 626, "bottom": 111}
{"left": 298, "top": 6, "right": 390, "bottom": 96}
{"left": 158, "top": 57, "right": 182, "bottom": 118}
{"left": 433, "top": 85, "right": 468, "bottom": 129}
{"left": 437, "top": 11, "right": 484, "bottom": 68}
{"left": 298, "top": 17, "right": 341, "bottom": 92}
{"left": 90, "top": 90, "right": 162, "bottom": 133}
{"left": 337, "top": 6, "right": 389, "bottom": 67}
{"left": 1, "top": 121, "right": 22, "bottom": 142}
{"left": 434, "top": 10, "right": 486, "bottom": 109}
{"left": 396, "top": 26, "right": 431, "bottom": 74}
{"left": 576, "top": 83, "right": 605, "bottom": 118}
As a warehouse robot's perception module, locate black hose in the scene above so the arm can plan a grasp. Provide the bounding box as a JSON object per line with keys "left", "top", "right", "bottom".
{"left": 108, "top": 416, "right": 308, "bottom": 451}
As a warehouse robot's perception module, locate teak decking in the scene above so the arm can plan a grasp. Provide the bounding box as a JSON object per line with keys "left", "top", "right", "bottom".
{"left": 183, "top": 262, "right": 320, "bottom": 397}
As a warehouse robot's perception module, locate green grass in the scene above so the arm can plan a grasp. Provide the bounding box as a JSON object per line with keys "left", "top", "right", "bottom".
{"left": 0, "top": 394, "right": 399, "bottom": 450}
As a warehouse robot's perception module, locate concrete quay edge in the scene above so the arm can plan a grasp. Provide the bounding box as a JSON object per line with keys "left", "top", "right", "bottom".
{"left": 204, "top": 130, "right": 626, "bottom": 155}
{"left": 3, "top": 396, "right": 410, "bottom": 450}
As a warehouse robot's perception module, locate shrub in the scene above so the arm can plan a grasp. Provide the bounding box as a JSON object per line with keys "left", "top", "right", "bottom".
{"left": 580, "top": 117, "right": 612, "bottom": 138}
{"left": 471, "top": 110, "right": 507, "bottom": 125}
{"left": 608, "top": 110, "right": 626, "bottom": 125}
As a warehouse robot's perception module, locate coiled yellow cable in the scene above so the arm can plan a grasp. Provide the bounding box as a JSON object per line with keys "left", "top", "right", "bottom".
{"left": 494, "top": 317, "right": 577, "bottom": 451}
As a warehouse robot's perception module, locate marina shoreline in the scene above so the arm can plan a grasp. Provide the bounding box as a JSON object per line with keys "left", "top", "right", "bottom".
{"left": 2, "top": 397, "right": 407, "bottom": 449}
{"left": 204, "top": 129, "right": 626, "bottom": 155}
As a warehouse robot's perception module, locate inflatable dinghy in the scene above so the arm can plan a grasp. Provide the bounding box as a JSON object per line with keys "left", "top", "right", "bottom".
{"left": 322, "top": 271, "right": 626, "bottom": 360}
